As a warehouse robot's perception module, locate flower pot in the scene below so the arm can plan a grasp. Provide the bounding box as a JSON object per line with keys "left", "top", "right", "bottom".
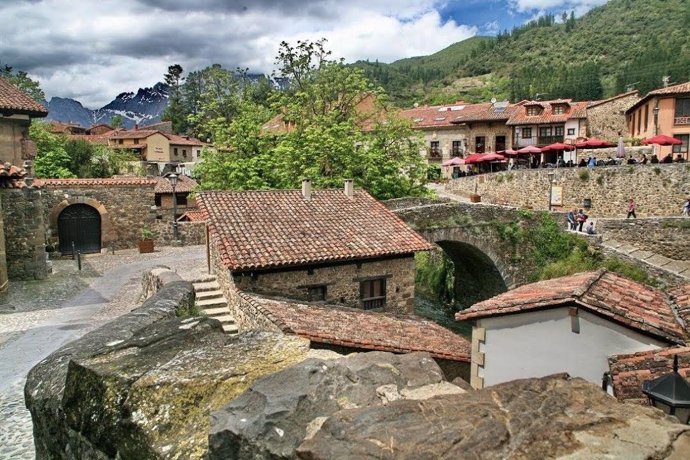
{"left": 470, "top": 194, "right": 481, "bottom": 203}
{"left": 138, "top": 239, "right": 154, "bottom": 253}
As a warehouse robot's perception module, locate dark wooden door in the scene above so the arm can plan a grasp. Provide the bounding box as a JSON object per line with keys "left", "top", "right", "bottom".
{"left": 58, "top": 204, "right": 101, "bottom": 254}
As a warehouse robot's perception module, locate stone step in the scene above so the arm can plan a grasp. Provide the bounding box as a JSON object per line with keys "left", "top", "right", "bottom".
{"left": 203, "top": 306, "right": 231, "bottom": 316}
{"left": 190, "top": 275, "right": 217, "bottom": 284}
{"left": 222, "top": 324, "right": 239, "bottom": 334}
{"left": 196, "top": 297, "right": 228, "bottom": 308}
{"left": 193, "top": 281, "right": 221, "bottom": 293}
{"left": 196, "top": 289, "right": 224, "bottom": 300}
{"left": 212, "top": 314, "right": 236, "bottom": 323}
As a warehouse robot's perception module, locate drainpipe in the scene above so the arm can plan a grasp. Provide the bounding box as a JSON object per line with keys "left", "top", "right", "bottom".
{"left": 653, "top": 99, "right": 660, "bottom": 136}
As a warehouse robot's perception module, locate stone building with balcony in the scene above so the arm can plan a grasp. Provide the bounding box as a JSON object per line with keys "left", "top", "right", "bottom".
{"left": 0, "top": 76, "right": 48, "bottom": 167}
{"left": 626, "top": 81, "right": 690, "bottom": 160}
{"left": 508, "top": 99, "right": 588, "bottom": 148}
{"left": 197, "top": 180, "right": 433, "bottom": 323}
{"left": 449, "top": 101, "right": 515, "bottom": 154}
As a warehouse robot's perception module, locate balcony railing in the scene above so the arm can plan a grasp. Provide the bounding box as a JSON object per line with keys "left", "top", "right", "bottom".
{"left": 675, "top": 116, "right": 690, "bottom": 125}
{"left": 428, "top": 148, "right": 442, "bottom": 159}
{"left": 537, "top": 136, "right": 564, "bottom": 145}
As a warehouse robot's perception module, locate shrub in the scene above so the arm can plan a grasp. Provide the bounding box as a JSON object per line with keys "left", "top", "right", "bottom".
{"left": 578, "top": 169, "right": 590, "bottom": 181}
{"left": 653, "top": 167, "right": 661, "bottom": 175}
{"left": 596, "top": 175, "right": 604, "bottom": 185}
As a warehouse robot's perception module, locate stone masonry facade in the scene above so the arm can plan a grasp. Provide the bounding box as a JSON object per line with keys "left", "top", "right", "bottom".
{"left": 0, "top": 194, "right": 7, "bottom": 291}
{"left": 0, "top": 188, "right": 48, "bottom": 281}
{"left": 586, "top": 92, "right": 640, "bottom": 141}
{"left": 153, "top": 220, "right": 206, "bottom": 247}
{"left": 446, "top": 163, "right": 689, "bottom": 218}
{"left": 596, "top": 217, "right": 690, "bottom": 261}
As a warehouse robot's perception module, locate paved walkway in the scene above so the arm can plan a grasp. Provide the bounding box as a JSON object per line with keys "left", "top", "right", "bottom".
{"left": 0, "top": 246, "right": 207, "bottom": 459}
{"left": 427, "top": 183, "right": 470, "bottom": 203}
{"left": 600, "top": 239, "right": 690, "bottom": 282}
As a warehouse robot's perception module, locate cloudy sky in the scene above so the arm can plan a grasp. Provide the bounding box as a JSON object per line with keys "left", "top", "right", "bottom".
{"left": 1, "top": 0, "right": 607, "bottom": 108}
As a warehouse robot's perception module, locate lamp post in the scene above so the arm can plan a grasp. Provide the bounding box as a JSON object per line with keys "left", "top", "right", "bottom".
{"left": 642, "top": 355, "right": 690, "bottom": 425}
{"left": 547, "top": 171, "right": 555, "bottom": 211}
{"left": 168, "top": 173, "right": 179, "bottom": 241}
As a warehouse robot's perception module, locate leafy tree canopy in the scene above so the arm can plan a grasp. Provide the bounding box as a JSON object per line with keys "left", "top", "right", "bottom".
{"left": 1, "top": 63, "right": 46, "bottom": 103}
{"left": 194, "top": 39, "right": 429, "bottom": 200}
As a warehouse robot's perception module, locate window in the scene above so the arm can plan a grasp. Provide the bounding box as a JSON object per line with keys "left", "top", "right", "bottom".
{"left": 154, "top": 195, "right": 161, "bottom": 207}
{"left": 452, "top": 140, "right": 462, "bottom": 155}
{"left": 176, "top": 193, "right": 188, "bottom": 206}
{"left": 182, "top": 149, "right": 187, "bottom": 158}
{"left": 526, "top": 106, "right": 541, "bottom": 116}
{"left": 567, "top": 128, "right": 575, "bottom": 136}
{"left": 174, "top": 147, "right": 178, "bottom": 156}
{"left": 429, "top": 141, "right": 440, "bottom": 157}
{"left": 118, "top": 139, "right": 123, "bottom": 145}
{"left": 552, "top": 105, "right": 566, "bottom": 115}
{"left": 522, "top": 127, "right": 532, "bottom": 139}
{"left": 554, "top": 126, "right": 564, "bottom": 136}
{"left": 539, "top": 127, "right": 552, "bottom": 137}
{"left": 673, "top": 134, "right": 689, "bottom": 154}
{"left": 644, "top": 104, "right": 649, "bottom": 131}
{"left": 360, "top": 278, "right": 386, "bottom": 310}
{"left": 495, "top": 135, "right": 506, "bottom": 151}
{"left": 307, "top": 285, "right": 327, "bottom": 302}
{"left": 675, "top": 98, "right": 690, "bottom": 125}
{"left": 475, "top": 136, "right": 486, "bottom": 153}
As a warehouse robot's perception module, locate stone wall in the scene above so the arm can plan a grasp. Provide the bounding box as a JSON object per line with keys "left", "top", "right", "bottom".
{"left": 0, "top": 195, "right": 7, "bottom": 292}
{"left": 41, "top": 184, "right": 157, "bottom": 250}
{"left": 153, "top": 220, "right": 206, "bottom": 246}
{"left": 0, "top": 188, "right": 48, "bottom": 280}
{"left": 232, "top": 256, "right": 417, "bottom": 314}
{"left": 586, "top": 92, "right": 640, "bottom": 141}
{"left": 445, "top": 163, "right": 690, "bottom": 218}
{"left": 0, "top": 117, "right": 34, "bottom": 166}
{"left": 596, "top": 217, "right": 690, "bottom": 261}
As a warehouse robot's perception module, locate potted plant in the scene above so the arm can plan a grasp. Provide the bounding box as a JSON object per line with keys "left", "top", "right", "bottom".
{"left": 139, "top": 227, "right": 155, "bottom": 253}
{"left": 470, "top": 183, "right": 481, "bottom": 203}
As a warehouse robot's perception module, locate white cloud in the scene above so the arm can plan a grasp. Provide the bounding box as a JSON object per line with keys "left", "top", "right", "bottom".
{"left": 509, "top": 0, "right": 607, "bottom": 14}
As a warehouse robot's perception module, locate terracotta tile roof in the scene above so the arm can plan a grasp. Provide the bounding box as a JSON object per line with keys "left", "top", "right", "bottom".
{"left": 451, "top": 102, "right": 517, "bottom": 123}
{"left": 241, "top": 293, "right": 470, "bottom": 362}
{"left": 197, "top": 188, "right": 434, "bottom": 272}
{"left": 108, "top": 129, "right": 159, "bottom": 140}
{"left": 627, "top": 81, "right": 690, "bottom": 114}
{"left": 586, "top": 90, "right": 639, "bottom": 109}
{"left": 154, "top": 175, "right": 197, "bottom": 193}
{"left": 164, "top": 133, "right": 203, "bottom": 146}
{"left": 399, "top": 103, "right": 474, "bottom": 129}
{"left": 671, "top": 284, "right": 690, "bottom": 328}
{"left": 608, "top": 346, "right": 690, "bottom": 403}
{"left": 507, "top": 100, "right": 589, "bottom": 125}
{"left": 67, "top": 134, "right": 110, "bottom": 145}
{"left": 456, "top": 270, "right": 687, "bottom": 344}
{"left": 0, "top": 162, "right": 29, "bottom": 188}
{"left": 0, "top": 76, "right": 48, "bottom": 116}
{"left": 33, "top": 177, "right": 158, "bottom": 187}
{"left": 177, "top": 210, "right": 206, "bottom": 222}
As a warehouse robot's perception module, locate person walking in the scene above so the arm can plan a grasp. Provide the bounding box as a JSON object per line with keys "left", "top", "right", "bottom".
{"left": 576, "top": 209, "right": 588, "bottom": 232}
{"left": 627, "top": 198, "right": 637, "bottom": 219}
{"left": 567, "top": 209, "right": 576, "bottom": 230}
{"left": 682, "top": 197, "right": 690, "bottom": 217}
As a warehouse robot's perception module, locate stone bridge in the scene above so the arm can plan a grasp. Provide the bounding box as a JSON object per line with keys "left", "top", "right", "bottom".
{"left": 387, "top": 198, "right": 544, "bottom": 306}
{"left": 387, "top": 197, "right": 690, "bottom": 306}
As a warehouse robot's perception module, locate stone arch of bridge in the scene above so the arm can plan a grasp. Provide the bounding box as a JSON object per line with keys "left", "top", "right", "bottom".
{"left": 48, "top": 197, "right": 114, "bottom": 248}
{"left": 421, "top": 227, "right": 513, "bottom": 308}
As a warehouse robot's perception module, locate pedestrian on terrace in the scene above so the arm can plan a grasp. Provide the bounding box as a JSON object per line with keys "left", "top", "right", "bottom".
{"left": 682, "top": 197, "right": 690, "bottom": 217}
{"left": 627, "top": 198, "right": 637, "bottom": 219}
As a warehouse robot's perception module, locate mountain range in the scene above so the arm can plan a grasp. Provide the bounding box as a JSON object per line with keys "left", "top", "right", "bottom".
{"left": 45, "top": 82, "right": 170, "bottom": 129}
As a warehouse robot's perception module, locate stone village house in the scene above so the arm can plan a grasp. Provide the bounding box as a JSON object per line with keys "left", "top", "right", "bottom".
{"left": 0, "top": 76, "right": 47, "bottom": 167}
{"left": 197, "top": 180, "right": 472, "bottom": 379}
{"left": 457, "top": 270, "right": 690, "bottom": 395}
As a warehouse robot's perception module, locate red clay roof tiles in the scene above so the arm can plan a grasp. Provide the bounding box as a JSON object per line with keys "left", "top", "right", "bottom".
{"left": 34, "top": 177, "right": 158, "bottom": 187}
{"left": 507, "top": 100, "right": 588, "bottom": 125}
{"left": 456, "top": 270, "right": 687, "bottom": 344}
{"left": 154, "top": 175, "right": 197, "bottom": 194}
{"left": 197, "top": 188, "right": 434, "bottom": 272}
{"left": 241, "top": 293, "right": 470, "bottom": 362}
{"left": 0, "top": 76, "right": 48, "bottom": 116}
{"left": 609, "top": 346, "right": 690, "bottom": 403}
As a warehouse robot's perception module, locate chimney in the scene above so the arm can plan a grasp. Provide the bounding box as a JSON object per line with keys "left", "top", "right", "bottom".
{"left": 302, "top": 178, "right": 312, "bottom": 201}
{"left": 344, "top": 179, "right": 354, "bottom": 199}
{"left": 134, "top": 123, "right": 139, "bottom": 130}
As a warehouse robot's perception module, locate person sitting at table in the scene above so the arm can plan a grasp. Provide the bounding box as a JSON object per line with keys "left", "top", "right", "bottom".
{"left": 640, "top": 154, "right": 648, "bottom": 165}
{"left": 651, "top": 154, "right": 659, "bottom": 164}
{"left": 626, "top": 156, "right": 636, "bottom": 165}
{"left": 578, "top": 158, "right": 587, "bottom": 167}
{"left": 662, "top": 153, "right": 673, "bottom": 163}
{"left": 674, "top": 154, "right": 686, "bottom": 163}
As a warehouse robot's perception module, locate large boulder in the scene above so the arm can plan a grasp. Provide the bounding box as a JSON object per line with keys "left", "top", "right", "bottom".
{"left": 296, "top": 373, "right": 690, "bottom": 459}
{"left": 208, "top": 351, "right": 465, "bottom": 459}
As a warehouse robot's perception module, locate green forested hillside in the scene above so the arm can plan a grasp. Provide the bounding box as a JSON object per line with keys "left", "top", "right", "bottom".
{"left": 359, "top": 0, "right": 690, "bottom": 106}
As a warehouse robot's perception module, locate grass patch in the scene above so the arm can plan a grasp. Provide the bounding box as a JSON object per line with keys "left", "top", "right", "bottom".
{"left": 505, "top": 172, "right": 515, "bottom": 182}
{"left": 578, "top": 169, "right": 590, "bottom": 181}
{"left": 653, "top": 167, "right": 661, "bottom": 175}
{"left": 596, "top": 174, "right": 604, "bottom": 185}
{"left": 176, "top": 302, "right": 204, "bottom": 318}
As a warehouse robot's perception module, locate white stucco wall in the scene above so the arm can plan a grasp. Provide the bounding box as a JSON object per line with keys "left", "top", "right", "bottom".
{"left": 477, "top": 307, "right": 668, "bottom": 387}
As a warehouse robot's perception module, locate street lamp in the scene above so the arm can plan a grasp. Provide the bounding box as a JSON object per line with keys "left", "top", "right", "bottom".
{"left": 168, "top": 173, "right": 179, "bottom": 241}
{"left": 642, "top": 355, "right": 690, "bottom": 425}
{"left": 547, "top": 171, "right": 555, "bottom": 211}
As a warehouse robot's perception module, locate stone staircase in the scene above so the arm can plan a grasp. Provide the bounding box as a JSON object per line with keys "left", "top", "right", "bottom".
{"left": 192, "top": 275, "right": 238, "bottom": 335}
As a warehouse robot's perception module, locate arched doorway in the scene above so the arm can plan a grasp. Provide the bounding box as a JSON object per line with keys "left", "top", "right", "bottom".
{"left": 58, "top": 204, "right": 101, "bottom": 254}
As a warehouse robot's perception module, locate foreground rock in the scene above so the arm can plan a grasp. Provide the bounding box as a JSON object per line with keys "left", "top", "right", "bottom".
{"left": 297, "top": 373, "right": 690, "bottom": 459}
{"left": 208, "top": 352, "right": 465, "bottom": 459}
{"left": 25, "top": 271, "right": 310, "bottom": 459}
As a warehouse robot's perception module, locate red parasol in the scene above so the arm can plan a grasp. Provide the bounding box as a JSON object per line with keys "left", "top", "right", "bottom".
{"left": 497, "top": 149, "right": 518, "bottom": 156}
{"left": 516, "top": 145, "right": 542, "bottom": 154}
{"left": 464, "top": 153, "right": 505, "bottom": 164}
{"left": 441, "top": 156, "right": 465, "bottom": 166}
{"left": 575, "top": 138, "right": 616, "bottom": 149}
{"left": 641, "top": 134, "right": 682, "bottom": 146}
{"left": 541, "top": 142, "right": 575, "bottom": 152}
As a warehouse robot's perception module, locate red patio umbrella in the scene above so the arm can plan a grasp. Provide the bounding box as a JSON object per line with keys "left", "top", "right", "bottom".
{"left": 441, "top": 156, "right": 465, "bottom": 166}
{"left": 541, "top": 142, "right": 575, "bottom": 152}
{"left": 464, "top": 153, "right": 505, "bottom": 164}
{"left": 575, "top": 138, "right": 616, "bottom": 149}
{"left": 516, "top": 145, "right": 542, "bottom": 154}
{"left": 641, "top": 134, "right": 682, "bottom": 146}
{"left": 497, "top": 149, "right": 518, "bottom": 156}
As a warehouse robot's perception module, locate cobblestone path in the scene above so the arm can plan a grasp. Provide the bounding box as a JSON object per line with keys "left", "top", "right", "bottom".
{"left": 0, "top": 246, "right": 206, "bottom": 459}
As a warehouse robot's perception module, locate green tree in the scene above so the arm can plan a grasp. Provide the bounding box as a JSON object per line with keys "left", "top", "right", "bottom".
{"left": 161, "top": 64, "right": 187, "bottom": 133}
{"left": 1, "top": 63, "right": 46, "bottom": 103}
{"left": 30, "top": 123, "right": 74, "bottom": 178}
{"left": 109, "top": 114, "right": 124, "bottom": 129}
{"left": 195, "top": 39, "right": 428, "bottom": 200}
